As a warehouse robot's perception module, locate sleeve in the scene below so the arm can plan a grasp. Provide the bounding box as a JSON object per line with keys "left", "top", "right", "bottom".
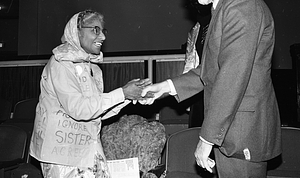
{"left": 50, "top": 61, "right": 128, "bottom": 121}
{"left": 200, "top": 0, "right": 264, "bottom": 145}
{"left": 171, "top": 64, "right": 205, "bottom": 102}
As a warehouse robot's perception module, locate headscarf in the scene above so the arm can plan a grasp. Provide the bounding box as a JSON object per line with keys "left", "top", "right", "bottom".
{"left": 52, "top": 12, "right": 103, "bottom": 63}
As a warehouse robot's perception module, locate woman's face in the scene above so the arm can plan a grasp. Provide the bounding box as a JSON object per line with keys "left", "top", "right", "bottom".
{"left": 78, "top": 19, "right": 106, "bottom": 55}
{"left": 197, "top": 0, "right": 213, "bottom": 5}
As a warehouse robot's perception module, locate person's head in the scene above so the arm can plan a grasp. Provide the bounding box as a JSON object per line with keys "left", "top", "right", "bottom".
{"left": 77, "top": 10, "right": 107, "bottom": 55}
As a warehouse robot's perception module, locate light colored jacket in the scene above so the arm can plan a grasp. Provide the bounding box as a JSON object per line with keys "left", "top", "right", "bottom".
{"left": 30, "top": 13, "right": 130, "bottom": 168}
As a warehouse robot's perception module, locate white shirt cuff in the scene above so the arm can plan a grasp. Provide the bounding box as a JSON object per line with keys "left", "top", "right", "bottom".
{"left": 167, "top": 79, "right": 177, "bottom": 96}
{"left": 200, "top": 136, "right": 214, "bottom": 145}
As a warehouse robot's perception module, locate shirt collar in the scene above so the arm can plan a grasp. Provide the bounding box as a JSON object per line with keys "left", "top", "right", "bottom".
{"left": 213, "top": 0, "right": 219, "bottom": 9}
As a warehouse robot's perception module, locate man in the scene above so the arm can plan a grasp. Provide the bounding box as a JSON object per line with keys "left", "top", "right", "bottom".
{"left": 140, "top": 0, "right": 281, "bottom": 177}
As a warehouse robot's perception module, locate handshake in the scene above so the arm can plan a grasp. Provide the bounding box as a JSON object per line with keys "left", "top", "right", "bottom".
{"left": 122, "top": 78, "right": 171, "bottom": 105}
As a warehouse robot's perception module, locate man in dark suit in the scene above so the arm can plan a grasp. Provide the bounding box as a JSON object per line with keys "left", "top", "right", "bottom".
{"left": 140, "top": 0, "right": 281, "bottom": 177}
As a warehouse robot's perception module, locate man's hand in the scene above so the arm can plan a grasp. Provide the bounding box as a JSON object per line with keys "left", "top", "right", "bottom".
{"left": 139, "top": 80, "right": 171, "bottom": 105}
{"left": 194, "top": 139, "right": 214, "bottom": 173}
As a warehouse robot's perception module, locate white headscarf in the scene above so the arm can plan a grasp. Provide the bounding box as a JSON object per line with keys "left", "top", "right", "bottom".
{"left": 53, "top": 12, "right": 103, "bottom": 63}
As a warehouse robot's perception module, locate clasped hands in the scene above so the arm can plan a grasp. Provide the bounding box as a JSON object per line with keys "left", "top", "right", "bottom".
{"left": 122, "top": 79, "right": 170, "bottom": 104}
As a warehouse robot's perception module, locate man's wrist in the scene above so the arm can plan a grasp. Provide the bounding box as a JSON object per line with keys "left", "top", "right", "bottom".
{"left": 199, "top": 136, "right": 214, "bottom": 145}
{"left": 166, "top": 79, "right": 177, "bottom": 95}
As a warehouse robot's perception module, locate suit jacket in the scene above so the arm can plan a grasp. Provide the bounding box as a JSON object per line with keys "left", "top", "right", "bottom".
{"left": 172, "top": 0, "right": 281, "bottom": 162}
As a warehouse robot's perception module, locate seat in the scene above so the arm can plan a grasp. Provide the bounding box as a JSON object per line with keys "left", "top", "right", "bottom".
{"left": 0, "top": 125, "right": 28, "bottom": 178}
{"left": 267, "top": 126, "right": 300, "bottom": 178}
{"left": 0, "top": 99, "right": 12, "bottom": 124}
{"left": 12, "top": 98, "right": 38, "bottom": 119}
{"left": 4, "top": 98, "right": 38, "bottom": 166}
{"left": 165, "top": 127, "right": 216, "bottom": 178}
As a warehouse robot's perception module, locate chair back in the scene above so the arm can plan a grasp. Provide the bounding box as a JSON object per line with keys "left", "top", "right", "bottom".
{"left": 165, "top": 127, "right": 211, "bottom": 177}
{"left": 12, "top": 98, "right": 38, "bottom": 119}
{"left": 0, "top": 125, "right": 27, "bottom": 163}
{"left": 267, "top": 126, "right": 300, "bottom": 177}
{"left": 0, "top": 99, "right": 12, "bottom": 123}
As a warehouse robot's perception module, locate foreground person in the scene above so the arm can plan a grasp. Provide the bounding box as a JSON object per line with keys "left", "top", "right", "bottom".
{"left": 30, "top": 10, "right": 151, "bottom": 178}
{"left": 140, "top": 0, "right": 281, "bottom": 177}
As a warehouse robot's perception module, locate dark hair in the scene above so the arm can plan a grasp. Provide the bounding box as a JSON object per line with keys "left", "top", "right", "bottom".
{"left": 77, "top": 10, "right": 104, "bottom": 29}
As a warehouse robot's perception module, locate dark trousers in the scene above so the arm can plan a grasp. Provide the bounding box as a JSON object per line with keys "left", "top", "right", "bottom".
{"left": 214, "top": 148, "right": 267, "bottom": 178}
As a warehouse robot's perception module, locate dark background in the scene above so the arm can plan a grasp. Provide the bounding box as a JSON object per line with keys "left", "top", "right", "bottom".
{"left": 0, "top": 0, "right": 300, "bottom": 69}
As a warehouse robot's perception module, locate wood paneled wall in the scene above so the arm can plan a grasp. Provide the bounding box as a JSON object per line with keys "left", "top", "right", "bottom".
{"left": 100, "top": 62, "right": 145, "bottom": 92}
{"left": 1, "top": 58, "right": 299, "bottom": 127}
{"left": 0, "top": 59, "right": 185, "bottom": 113}
{"left": 0, "top": 66, "right": 44, "bottom": 110}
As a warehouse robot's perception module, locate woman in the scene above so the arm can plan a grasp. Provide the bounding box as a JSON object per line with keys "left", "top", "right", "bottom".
{"left": 30, "top": 10, "right": 151, "bottom": 178}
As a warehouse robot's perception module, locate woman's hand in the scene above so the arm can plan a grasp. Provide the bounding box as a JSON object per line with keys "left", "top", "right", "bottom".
{"left": 122, "top": 78, "right": 153, "bottom": 100}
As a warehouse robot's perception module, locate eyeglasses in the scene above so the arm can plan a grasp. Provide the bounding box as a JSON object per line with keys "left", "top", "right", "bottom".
{"left": 81, "top": 26, "right": 108, "bottom": 36}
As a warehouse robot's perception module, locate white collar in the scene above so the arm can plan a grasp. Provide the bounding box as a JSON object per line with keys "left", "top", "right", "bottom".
{"left": 213, "top": 0, "right": 219, "bottom": 9}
